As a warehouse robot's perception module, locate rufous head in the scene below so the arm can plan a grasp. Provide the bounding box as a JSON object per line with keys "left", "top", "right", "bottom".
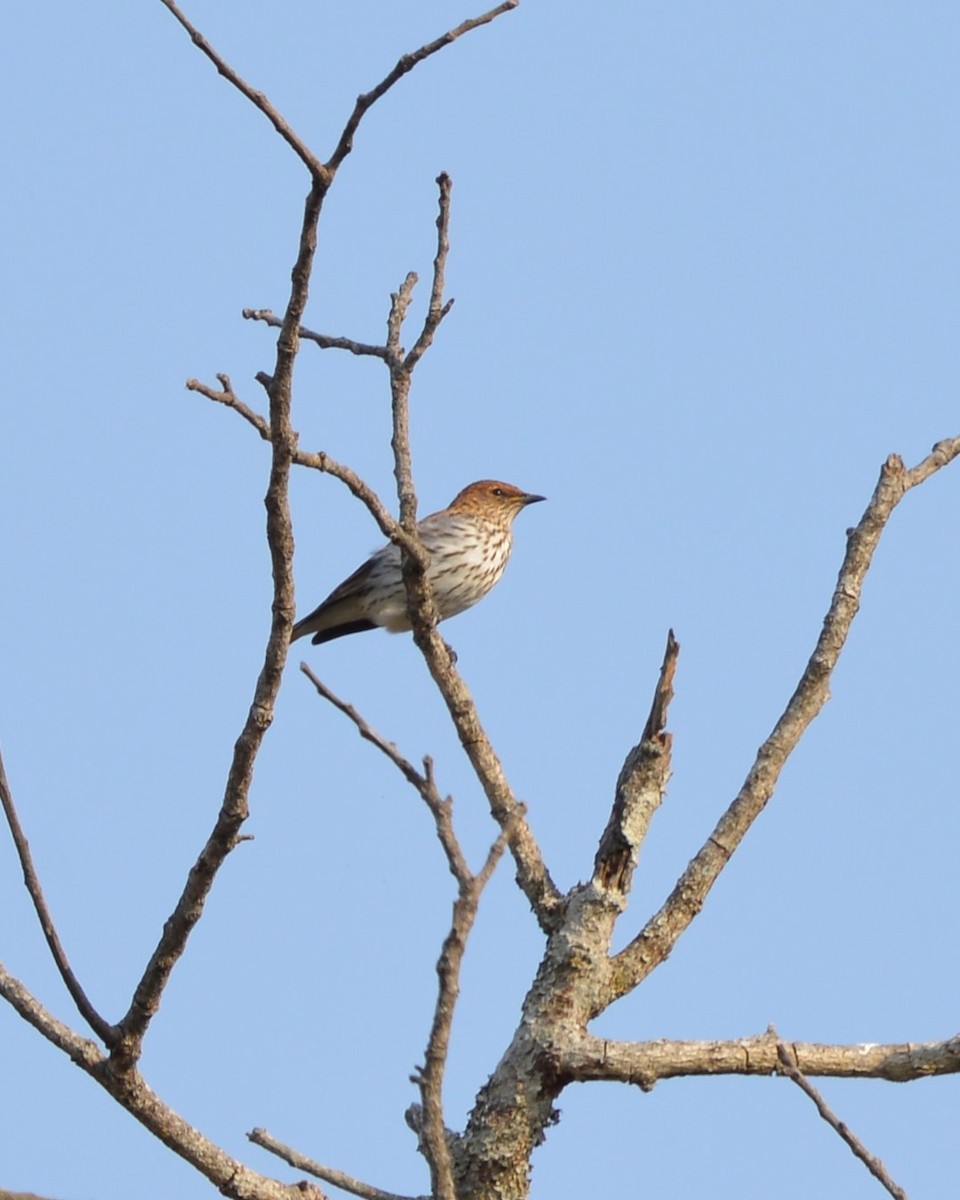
{"left": 448, "top": 480, "right": 546, "bottom": 523}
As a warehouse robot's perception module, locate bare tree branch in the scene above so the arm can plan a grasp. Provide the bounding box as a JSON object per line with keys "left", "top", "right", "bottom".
{"left": 298, "top": 668, "right": 513, "bottom": 1199}
{"left": 325, "top": 2, "right": 520, "bottom": 173}
{"left": 238, "top": 173, "right": 560, "bottom": 933}
{"left": 450, "top": 441, "right": 960, "bottom": 1198}
{"left": 415, "top": 826, "right": 511, "bottom": 1199}
{"left": 249, "top": 1129, "right": 422, "bottom": 1200}
{"left": 0, "top": 745, "right": 114, "bottom": 1044}
{"left": 300, "top": 661, "right": 514, "bottom": 1200}
{"left": 405, "top": 173, "right": 456, "bottom": 373}
{"left": 421, "top": 756, "right": 473, "bottom": 883}
{"left": 0, "top": 962, "right": 307, "bottom": 1200}
{"left": 188, "top": 373, "right": 271, "bottom": 439}
{"left": 11, "top": 4, "right": 955, "bottom": 1197}
{"left": 0, "top": 960, "right": 103, "bottom": 1068}
{"left": 157, "top": 0, "right": 327, "bottom": 178}
{"left": 204, "top": 369, "right": 563, "bottom": 930}
{"left": 298, "top": 671, "right": 512, "bottom": 1199}
{"left": 300, "top": 666, "right": 472, "bottom": 882}
{"left": 115, "top": 10, "right": 337, "bottom": 1065}
{"left": 185, "top": 380, "right": 438, "bottom": 576}
{"left": 406, "top": 538, "right": 562, "bottom": 933}
{"left": 243, "top": 309, "right": 390, "bottom": 359}
{"left": 775, "top": 1035, "right": 910, "bottom": 1200}
{"left": 608, "top": 438, "right": 960, "bottom": 1002}
{"left": 112, "top": 160, "right": 310, "bottom": 1057}
{"left": 300, "top": 666, "right": 434, "bottom": 796}
{"left": 242, "top": 171, "right": 455, "bottom": 370}
{"left": 299, "top": 659, "right": 514, "bottom": 1194}
{"left": 297, "top": 453, "right": 411, "bottom": 542}
{"left": 592, "top": 630, "right": 678, "bottom": 901}
{"left": 351, "top": 178, "right": 565, "bottom": 935}
{"left": 188, "top": 386, "right": 442, "bottom": 616}
{"left": 387, "top": 272, "right": 427, "bottom": 534}
{"left": 564, "top": 1029, "right": 960, "bottom": 1087}
{"left": 130, "top": 0, "right": 512, "bottom": 1063}
{"left": 162, "top": 0, "right": 518, "bottom": 186}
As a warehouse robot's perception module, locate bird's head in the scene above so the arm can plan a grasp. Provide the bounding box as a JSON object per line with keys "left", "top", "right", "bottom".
{"left": 448, "top": 480, "right": 546, "bottom": 524}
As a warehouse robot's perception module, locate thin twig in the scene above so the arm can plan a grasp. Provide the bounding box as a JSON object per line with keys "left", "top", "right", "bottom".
{"left": 422, "top": 757, "right": 471, "bottom": 881}
{"left": 188, "top": 374, "right": 271, "bottom": 439}
{"left": 299, "top": 666, "right": 469, "bottom": 881}
{"left": 300, "top": 666, "right": 428, "bottom": 791}
{"left": 163, "top": 0, "right": 518, "bottom": 188}
{"left": 405, "top": 173, "right": 456, "bottom": 372}
{"left": 192, "top": 403, "right": 437, "bottom": 576}
{"left": 609, "top": 438, "right": 960, "bottom": 1002}
{"left": 243, "top": 309, "right": 389, "bottom": 359}
{"left": 325, "top": 2, "right": 519, "bottom": 172}
{"left": 185, "top": 392, "right": 428, "bottom": 570}
{"left": 776, "top": 1035, "right": 910, "bottom": 1200}
{"left": 296, "top": 454, "right": 428, "bottom": 566}
{"left": 249, "top": 1129, "right": 421, "bottom": 1200}
{"left": 0, "top": 744, "right": 115, "bottom": 1044}
{"left": 298, "top": 454, "right": 399, "bottom": 536}
{"left": 415, "top": 824, "right": 512, "bottom": 1200}
{"left": 386, "top": 274, "right": 419, "bottom": 361}
{"left": 158, "top": 0, "right": 327, "bottom": 179}
{"left": 386, "top": 272, "right": 425, "bottom": 533}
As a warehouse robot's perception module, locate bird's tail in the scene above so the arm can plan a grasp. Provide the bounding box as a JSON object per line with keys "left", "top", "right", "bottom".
{"left": 291, "top": 614, "right": 379, "bottom": 645}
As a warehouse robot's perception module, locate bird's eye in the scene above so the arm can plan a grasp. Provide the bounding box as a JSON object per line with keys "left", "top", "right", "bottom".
{"left": 491, "top": 487, "right": 504, "bottom": 497}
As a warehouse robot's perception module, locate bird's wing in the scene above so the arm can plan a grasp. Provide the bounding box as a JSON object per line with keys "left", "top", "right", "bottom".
{"left": 291, "top": 543, "right": 399, "bottom": 643}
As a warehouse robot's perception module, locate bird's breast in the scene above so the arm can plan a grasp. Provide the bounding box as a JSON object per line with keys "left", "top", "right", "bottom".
{"left": 421, "top": 518, "right": 513, "bottom": 617}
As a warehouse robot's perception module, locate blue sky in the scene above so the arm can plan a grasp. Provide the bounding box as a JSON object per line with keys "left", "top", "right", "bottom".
{"left": 1, "top": 3, "right": 958, "bottom": 1198}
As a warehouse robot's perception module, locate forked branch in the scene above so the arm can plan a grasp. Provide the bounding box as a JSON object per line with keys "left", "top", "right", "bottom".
{"left": 233, "top": 175, "right": 561, "bottom": 932}
{"left": 0, "top": 961, "right": 306, "bottom": 1200}
{"left": 114, "top": 0, "right": 519, "bottom": 1071}
{"left": 326, "top": 4, "right": 519, "bottom": 172}
{"left": 297, "top": 666, "right": 511, "bottom": 1198}
{"left": 608, "top": 439, "right": 960, "bottom": 1003}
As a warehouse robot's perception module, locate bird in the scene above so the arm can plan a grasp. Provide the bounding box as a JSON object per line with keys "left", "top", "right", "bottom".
{"left": 291, "top": 480, "right": 545, "bottom": 646}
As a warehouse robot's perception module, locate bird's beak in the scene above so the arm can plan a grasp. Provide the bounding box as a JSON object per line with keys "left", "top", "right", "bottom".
{"left": 521, "top": 493, "right": 546, "bottom": 506}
